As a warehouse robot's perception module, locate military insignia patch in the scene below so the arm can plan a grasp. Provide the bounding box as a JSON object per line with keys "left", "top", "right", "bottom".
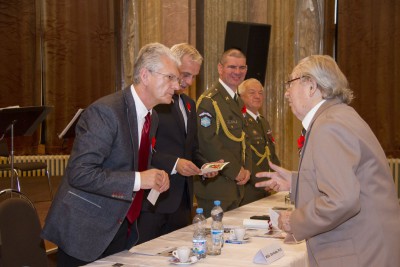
{"left": 200, "top": 116, "right": 211, "bottom": 127}
{"left": 199, "top": 112, "right": 212, "bottom": 127}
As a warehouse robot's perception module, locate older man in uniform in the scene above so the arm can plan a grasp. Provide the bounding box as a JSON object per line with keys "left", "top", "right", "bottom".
{"left": 195, "top": 49, "right": 251, "bottom": 217}
{"left": 238, "top": 78, "right": 280, "bottom": 205}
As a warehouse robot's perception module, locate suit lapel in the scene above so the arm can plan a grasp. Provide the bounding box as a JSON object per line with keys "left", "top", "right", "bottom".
{"left": 259, "top": 116, "right": 268, "bottom": 137}
{"left": 122, "top": 87, "right": 139, "bottom": 171}
{"left": 181, "top": 94, "right": 193, "bottom": 137}
{"left": 294, "top": 99, "right": 342, "bottom": 206}
{"left": 217, "top": 83, "right": 243, "bottom": 118}
{"left": 172, "top": 94, "right": 187, "bottom": 135}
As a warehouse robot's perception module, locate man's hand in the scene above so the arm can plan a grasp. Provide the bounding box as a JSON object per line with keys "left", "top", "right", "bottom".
{"left": 140, "top": 169, "right": 169, "bottom": 193}
{"left": 235, "top": 166, "right": 250, "bottom": 185}
{"left": 278, "top": 210, "right": 292, "bottom": 233}
{"left": 255, "top": 161, "right": 291, "bottom": 191}
{"left": 176, "top": 158, "right": 201, "bottom": 176}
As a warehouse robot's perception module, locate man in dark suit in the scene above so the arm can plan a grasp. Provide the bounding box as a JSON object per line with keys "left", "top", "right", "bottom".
{"left": 41, "top": 43, "right": 177, "bottom": 266}
{"left": 137, "top": 43, "right": 218, "bottom": 244}
{"left": 195, "top": 49, "right": 252, "bottom": 217}
{"left": 238, "top": 78, "right": 280, "bottom": 205}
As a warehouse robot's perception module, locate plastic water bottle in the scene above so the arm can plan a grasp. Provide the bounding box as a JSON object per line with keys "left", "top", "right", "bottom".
{"left": 192, "top": 208, "right": 207, "bottom": 259}
{"left": 209, "top": 200, "right": 224, "bottom": 255}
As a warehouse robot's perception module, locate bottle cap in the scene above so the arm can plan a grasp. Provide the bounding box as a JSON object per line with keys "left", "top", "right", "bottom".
{"left": 214, "top": 200, "right": 221, "bottom": 206}
{"left": 196, "top": 208, "right": 203, "bottom": 214}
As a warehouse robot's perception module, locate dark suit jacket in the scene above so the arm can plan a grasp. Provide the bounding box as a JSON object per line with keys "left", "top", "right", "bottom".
{"left": 290, "top": 99, "right": 400, "bottom": 267}
{"left": 142, "top": 94, "right": 207, "bottom": 213}
{"left": 41, "top": 88, "right": 158, "bottom": 262}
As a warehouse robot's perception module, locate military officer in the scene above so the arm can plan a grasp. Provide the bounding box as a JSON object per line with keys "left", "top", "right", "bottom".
{"left": 195, "top": 49, "right": 252, "bottom": 217}
{"left": 238, "top": 78, "right": 280, "bottom": 205}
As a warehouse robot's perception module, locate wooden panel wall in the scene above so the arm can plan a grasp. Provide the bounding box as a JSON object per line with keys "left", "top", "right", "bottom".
{"left": 0, "top": 0, "right": 121, "bottom": 154}
{"left": 337, "top": 0, "right": 400, "bottom": 157}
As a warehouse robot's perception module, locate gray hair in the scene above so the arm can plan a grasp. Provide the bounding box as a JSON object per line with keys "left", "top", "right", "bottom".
{"left": 293, "top": 55, "right": 354, "bottom": 104}
{"left": 238, "top": 78, "right": 263, "bottom": 95}
{"left": 171, "top": 43, "right": 203, "bottom": 64}
{"left": 132, "top": 42, "right": 180, "bottom": 84}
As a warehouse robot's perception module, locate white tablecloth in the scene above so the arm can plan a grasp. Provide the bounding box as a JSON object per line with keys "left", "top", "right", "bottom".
{"left": 86, "top": 192, "right": 308, "bottom": 267}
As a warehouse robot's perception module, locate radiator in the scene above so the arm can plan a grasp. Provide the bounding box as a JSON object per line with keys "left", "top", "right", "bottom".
{"left": 388, "top": 158, "right": 400, "bottom": 198}
{"left": 0, "top": 155, "right": 69, "bottom": 177}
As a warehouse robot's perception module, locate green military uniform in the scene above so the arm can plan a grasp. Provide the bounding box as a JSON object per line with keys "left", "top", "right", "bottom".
{"left": 195, "top": 82, "right": 252, "bottom": 217}
{"left": 241, "top": 113, "right": 280, "bottom": 205}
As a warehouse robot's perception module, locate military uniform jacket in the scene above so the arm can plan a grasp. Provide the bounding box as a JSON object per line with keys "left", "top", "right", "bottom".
{"left": 244, "top": 113, "right": 280, "bottom": 175}
{"left": 195, "top": 82, "right": 252, "bottom": 203}
{"left": 242, "top": 113, "right": 280, "bottom": 204}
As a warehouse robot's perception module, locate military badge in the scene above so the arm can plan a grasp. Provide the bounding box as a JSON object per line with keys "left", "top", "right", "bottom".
{"left": 199, "top": 112, "right": 212, "bottom": 128}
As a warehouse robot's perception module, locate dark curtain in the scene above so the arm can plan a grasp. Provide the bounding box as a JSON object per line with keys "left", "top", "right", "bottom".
{"left": 0, "top": 0, "right": 40, "bottom": 154}
{"left": 337, "top": 0, "right": 400, "bottom": 158}
{"left": 0, "top": 0, "right": 121, "bottom": 155}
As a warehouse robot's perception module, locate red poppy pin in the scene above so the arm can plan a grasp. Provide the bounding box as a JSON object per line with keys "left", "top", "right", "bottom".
{"left": 269, "top": 134, "right": 276, "bottom": 144}
{"left": 152, "top": 137, "right": 156, "bottom": 150}
{"left": 297, "top": 135, "right": 305, "bottom": 151}
{"left": 186, "top": 102, "right": 191, "bottom": 113}
{"left": 241, "top": 105, "right": 247, "bottom": 117}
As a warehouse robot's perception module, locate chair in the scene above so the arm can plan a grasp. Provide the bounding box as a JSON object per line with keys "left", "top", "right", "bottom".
{"left": 0, "top": 139, "right": 53, "bottom": 199}
{"left": 0, "top": 189, "right": 48, "bottom": 266}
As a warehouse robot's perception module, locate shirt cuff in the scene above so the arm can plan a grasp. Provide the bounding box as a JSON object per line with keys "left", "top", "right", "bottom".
{"left": 133, "top": 172, "right": 141, "bottom": 192}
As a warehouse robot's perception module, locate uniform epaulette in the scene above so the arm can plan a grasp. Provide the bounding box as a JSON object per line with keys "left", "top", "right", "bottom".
{"left": 204, "top": 87, "right": 219, "bottom": 98}
{"left": 196, "top": 87, "right": 219, "bottom": 109}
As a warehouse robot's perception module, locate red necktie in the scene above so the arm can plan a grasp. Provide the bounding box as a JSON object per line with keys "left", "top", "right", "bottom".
{"left": 126, "top": 112, "right": 151, "bottom": 224}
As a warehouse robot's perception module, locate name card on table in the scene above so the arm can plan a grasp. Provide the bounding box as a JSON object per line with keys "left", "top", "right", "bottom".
{"left": 253, "top": 242, "right": 284, "bottom": 264}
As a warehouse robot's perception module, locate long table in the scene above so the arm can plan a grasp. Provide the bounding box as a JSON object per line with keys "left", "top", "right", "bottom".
{"left": 86, "top": 192, "right": 308, "bottom": 267}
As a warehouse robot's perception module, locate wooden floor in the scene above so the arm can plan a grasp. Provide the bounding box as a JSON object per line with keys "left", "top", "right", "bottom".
{"left": 0, "top": 175, "right": 62, "bottom": 266}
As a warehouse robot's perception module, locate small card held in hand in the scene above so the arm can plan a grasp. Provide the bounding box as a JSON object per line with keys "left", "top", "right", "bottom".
{"left": 200, "top": 162, "right": 229, "bottom": 175}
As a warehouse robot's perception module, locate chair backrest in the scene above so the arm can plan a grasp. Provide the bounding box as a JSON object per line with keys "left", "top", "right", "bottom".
{"left": 0, "top": 189, "right": 48, "bottom": 266}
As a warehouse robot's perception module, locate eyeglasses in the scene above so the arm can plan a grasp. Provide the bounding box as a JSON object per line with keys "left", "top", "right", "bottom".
{"left": 284, "top": 77, "right": 302, "bottom": 90}
{"left": 149, "top": 70, "right": 180, "bottom": 84}
{"left": 222, "top": 64, "right": 248, "bottom": 71}
{"left": 181, "top": 72, "right": 196, "bottom": 81}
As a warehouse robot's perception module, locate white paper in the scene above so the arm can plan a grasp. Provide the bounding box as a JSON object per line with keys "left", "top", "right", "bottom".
{"left": 253, "top": 242, "right": 285, "bottom": 264}
{"left": 147, "top": 189, "right": 160, "bottom": 205}
{"left": 58, "top": 108, "right": 84, "bottom": 139}
{"left": 268, "top": 208, "right": 280, "bottom": 230}
{"left": 243, "top": 219, "right": 270, "bottom": 229}
{"left": 130, "top": 245, "right": 176, "bottom": 256}
{"left": 200, "top": 162, "right": 229, "bottom": 175}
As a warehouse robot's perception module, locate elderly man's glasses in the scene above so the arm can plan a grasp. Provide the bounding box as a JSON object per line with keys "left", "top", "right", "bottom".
{"left": 149, "top": 70, "right": 180, "bottom": 84}
{"left": 284, "top": 77, "right": 302, "bottom": 90}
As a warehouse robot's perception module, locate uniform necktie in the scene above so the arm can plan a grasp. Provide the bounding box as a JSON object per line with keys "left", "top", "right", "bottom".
{"left": 234, "top": 93, "right": 239, "bottom": 103}
{"left": 126, "top": 112, "right": 151, "bottom": 224}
